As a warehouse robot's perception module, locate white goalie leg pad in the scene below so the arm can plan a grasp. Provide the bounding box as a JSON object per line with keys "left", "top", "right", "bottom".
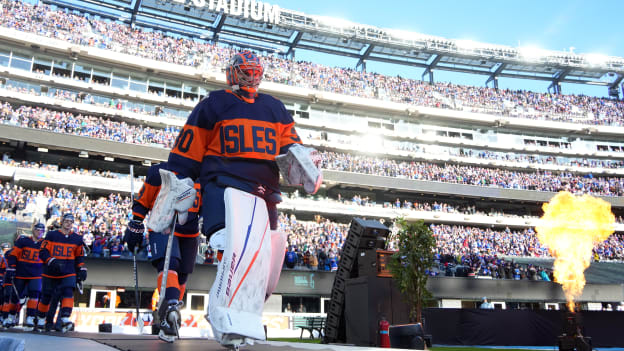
{"left": 146, "top": 169, "right": 195, "bottom": 233}
{"left": 265, "top": 230, "right": 287, "bottom": 301}
{"left": 208, "top": 187, "right": 272, "bottom": 344}
{"left": 208, "top": 228, "right": 227, "bottom": 251}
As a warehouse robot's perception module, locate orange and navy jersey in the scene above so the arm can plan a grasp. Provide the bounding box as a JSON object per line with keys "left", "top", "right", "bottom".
{"left": 0, "top": 253, "right": 6, "bottom": 282}
{"left": 168, "top": 90, "right": 302, "bottom": 194}
{"left": 1, "top": 249, "right": 13, "bottom": 286}
{"left": 39, "top": 230, "right": 85, "bottom": 278}
{"left": 132, "top": 162, "right": 168, "bottom": 221}
{"left": 133, "top": 163, "right": 201, "bottom": 238}
{"left": 8, "top": 235, "right": 43, "bottom": 279}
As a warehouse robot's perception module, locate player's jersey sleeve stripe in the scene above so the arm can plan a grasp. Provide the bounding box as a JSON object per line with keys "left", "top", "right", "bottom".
{"left": 136, "top": 183, "right": 160, "bottom": 211}
{"left": 278, "top": 121, "right": 302, "bottom": 153}
{"left": 170, "top": 125, "right": 212, "bottom": 163}
{"left": 8, "top": 245, "right": 21, "bottom": 267}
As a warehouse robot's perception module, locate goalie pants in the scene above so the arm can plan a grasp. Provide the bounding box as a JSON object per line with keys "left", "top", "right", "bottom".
{"left": 37, "top": 276, "right": 75, "bottom": 321}
{"left": 149, "top": 232, "right": 198, "bottom": 302}
{"left": 200, "top": 177, "right": 280, "bottom": 237}
{"left": 9, "top": 278, "right": 41, "bottom": 317}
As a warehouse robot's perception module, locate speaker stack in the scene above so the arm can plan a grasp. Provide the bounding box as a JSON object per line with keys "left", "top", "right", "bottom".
{"left": 323, "top": 218, "right": 390, "bottom": 344}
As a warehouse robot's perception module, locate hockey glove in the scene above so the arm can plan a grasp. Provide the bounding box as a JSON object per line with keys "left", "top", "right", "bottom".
{"left": 276, "top": 144, "right": 323, "bottom": 194}
{"left": 77, "top": 267, "right": 87, "bottom": 282}
{"left": 123, "top": 219, "right": 145, "bottom": 253}
{"left": 4, "top": 267, "right": 15, "bottom": 285}
{"left": 47, "top": 258, "right": 62, "bottom": 275}
{"left": 146, "top": 169, "right": 195, "bottom": 233}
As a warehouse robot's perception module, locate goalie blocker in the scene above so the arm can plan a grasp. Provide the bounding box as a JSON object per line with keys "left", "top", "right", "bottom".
{"left": 207, "top": 187, "right": 286, "bottom": 346}
{"left": 275, "top": 143, "right": 323, "bottom": 195}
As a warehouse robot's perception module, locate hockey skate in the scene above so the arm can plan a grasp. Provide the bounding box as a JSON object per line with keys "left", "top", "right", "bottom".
{"left": 151, "top": 309, "right": 161, "bottom": 335}
{"left": 23, "top": 316, "right": 35, "bottom": 331}
{"left": 60, "top": 317, "right": 74, "bottom": 333}
{"left": 34, "top": 317, "right": 46, "bottom": 332}
{"left": 2, "top": 314, "right": 16, "bottom": 328}
{"left": 158, "top": 300, "right": 183, "bottom": 343}
{"left": 44, "top": 321, "right": 56, "bottom": 332}
{"left": 220, "top": 333, "right": 256, "bottom": 351}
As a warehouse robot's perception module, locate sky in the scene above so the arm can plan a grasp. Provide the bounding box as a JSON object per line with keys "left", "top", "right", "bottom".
{"left": 263, "top": 0, "right": 624, "bottom": 97}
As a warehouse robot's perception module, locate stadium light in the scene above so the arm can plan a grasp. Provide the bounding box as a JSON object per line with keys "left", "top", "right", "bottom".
{"left": 37, "top": 147, "right": 48, "bottom": 153}
{"left": 79, "top": 151, "right": 89, "bottom": 158}
{"left": 455, "top": 39, "right": 481, "bottom": 51}
{"left": 518, "top": 46, "right": 549, "bottom": 62}
{"left": 387, "top": 28, "right": 417, "bottom": 41}
{"left": 585, "top": 53, "right": 609, "bottom": 67}
{"left": 314, "top": 15, "right": 356, "bottom": 30}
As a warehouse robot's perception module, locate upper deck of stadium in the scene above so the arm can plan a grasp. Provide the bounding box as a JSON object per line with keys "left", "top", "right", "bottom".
{"left": 38, "top": 0, "right": 624, "bottom": 99}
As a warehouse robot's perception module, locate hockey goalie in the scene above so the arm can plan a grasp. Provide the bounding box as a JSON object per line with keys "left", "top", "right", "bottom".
{"left": 152, "top": 50, "right": 322, "bottom": 349}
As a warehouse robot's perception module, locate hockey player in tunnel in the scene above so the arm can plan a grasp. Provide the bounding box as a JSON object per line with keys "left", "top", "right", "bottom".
{"left": 161, "top": 50, "right": 322, "bottom": 349}
{"left": 3, "top": 222, "right": 45, "bottom": 330}
{"left": 0, "top": 242, "right": 12, "bottom": 326}
{"left": 122, "top": 161, "right": 201, "bottom": 342}
{"left": 36, "top": 213, "right": 87, "bottom": 332}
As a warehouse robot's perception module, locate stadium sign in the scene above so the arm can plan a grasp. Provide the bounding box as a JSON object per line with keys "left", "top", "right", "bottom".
{"left": 171, "top": 0, "right": 280, "bottom": 25}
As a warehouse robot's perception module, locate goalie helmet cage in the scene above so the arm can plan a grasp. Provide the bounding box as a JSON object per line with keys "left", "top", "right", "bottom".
{"left": 323, "top": 218, "right": 389, "bottom": 344}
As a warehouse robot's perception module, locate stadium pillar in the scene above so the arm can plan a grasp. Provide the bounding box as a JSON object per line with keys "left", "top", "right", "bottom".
{"left": 548, "top": 81, "right": 562, "bottom": 95}
{"left": 421, "top": 68, "right": 434, "bottom": 84}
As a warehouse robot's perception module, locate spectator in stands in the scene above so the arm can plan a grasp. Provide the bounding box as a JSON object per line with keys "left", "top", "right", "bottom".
{"left": 285, "top": 247, "right": 297, "bottom": 269}
{"left": 480, "top": 297, "right": 494, "bottom": 309}
{"left": 309, "top": 250, "right": 319, "bottom": 270}
{"left": 108, "top": 238, "right": 124, "bottom": 259}
{"left": 91, "top": 235, "right": 105, "bottom": 258}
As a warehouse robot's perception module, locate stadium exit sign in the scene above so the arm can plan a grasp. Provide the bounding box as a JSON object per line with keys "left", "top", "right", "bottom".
{"left": 170, "top": 0, "right": 281, "bottom": 25}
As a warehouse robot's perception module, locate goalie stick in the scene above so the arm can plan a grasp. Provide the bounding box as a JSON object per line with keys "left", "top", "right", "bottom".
{"left": 156, "top": 212, "right": 179, "bottom": 340}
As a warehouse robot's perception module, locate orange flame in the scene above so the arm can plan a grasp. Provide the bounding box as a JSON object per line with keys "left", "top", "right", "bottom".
{"left": 536, "top": 191, "right": 615, "bottom": 312}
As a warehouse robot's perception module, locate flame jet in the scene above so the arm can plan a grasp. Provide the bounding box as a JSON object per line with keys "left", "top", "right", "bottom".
{"left": 536, "top": 191, "right": 615, "bottom": 312}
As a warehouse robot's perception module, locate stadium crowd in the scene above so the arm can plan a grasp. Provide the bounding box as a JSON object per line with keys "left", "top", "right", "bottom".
{"left": 5, "top": 74, "right": 624, "bottom": 172}
{"left": 2, "top": 101, "right": 624, "bottom": 197}
{"left": 1, "top": 183, "right": 623, "bottom": 272}
{"left": 303, "top": 128, "right": 624, "bottom": 169}
{"left": 1, "top": 156, "right": 136, "bottom": 180}
{"left": 1, "top": 0, "right": 623, "bottom": 126}
{"left": 1, "top": 79, "right": 188, "bottom": 120}
{"left": 319, "top": 151, "right": 624, "bottom": 196}
{"left": 0, "top": 102, "right": 179, "bottom": 148}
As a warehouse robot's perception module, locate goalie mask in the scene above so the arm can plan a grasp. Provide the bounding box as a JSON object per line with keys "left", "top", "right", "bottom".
{"left": 226, "top": 51, "right": 264, "bottom": 103}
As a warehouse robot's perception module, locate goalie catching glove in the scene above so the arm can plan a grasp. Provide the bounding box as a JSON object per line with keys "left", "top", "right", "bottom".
{"left": 275, "top": 144, "right": 323, "bottom": 194}
{"left": 146, "top": 169, "right": 195, "bottom": 233}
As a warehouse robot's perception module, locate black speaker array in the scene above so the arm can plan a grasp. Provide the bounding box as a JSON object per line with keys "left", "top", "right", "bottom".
{"left": 323, "top": 218, "right": 389, "bottom": 343}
